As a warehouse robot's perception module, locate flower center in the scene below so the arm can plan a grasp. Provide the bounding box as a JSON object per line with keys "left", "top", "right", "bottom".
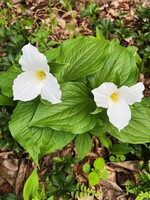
{"left": 110, "top": 92, "right": 119, "bottom": 102}
{"left": 36, "top": 70, "right": 46, "bottom": 80}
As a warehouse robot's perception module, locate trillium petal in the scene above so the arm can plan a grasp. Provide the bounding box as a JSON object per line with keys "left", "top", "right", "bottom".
{"left": 41, "top": 73, "right": 62, "bottom": 104}
{"left": 92, "top": 82, "right": 118, "bottom": 108}
{"left": 19, "top": 43, "right": 49, "bottom": 72}
{"left": 107, "top": 98, "right": 131, "bottom": 131}
{"left": 13, "top": 72, "right": 44, "bottom": 101}
{"left": 118, "top": 82, "right": 145, "bottom": 105}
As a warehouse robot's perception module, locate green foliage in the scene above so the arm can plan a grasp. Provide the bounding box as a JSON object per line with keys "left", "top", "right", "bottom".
{"left": 60, "top": 0, "right": 72, "bottom": 11}
{"left": 71, "top": 183, "right": 102, "bottom": 198}
{"left": 81, "top": 3, "right": 150, "bottom": 74}
{"left": 135, "top": 3, "right": 150, "bottom": 21}
{"left": 136, "top": 191, "right": 150, "bottom": 200}
{"left": 9, "top": 99, "right": 75, "bottom": 165}
{"left": 110, "top": 143, "right": 133, "bottom": 155}
{"left": 30, "top": 82, "right": 97, "bottom": 135}
{"left": 0, "top": 106, "right": 22, "bottom": 153}
{"left": 81, "top": 2, "right": 100, "bottom": 19}
{"left": 83, "top": 157, "right": 109, "bottom": 186}
{"left": 38, "top": 153, "right": 79, "bottom": 199}
{"left": 23, "top": 169, "right": 39, "bottom": 200}
{"left": 3, "top": 35, "right": 149, "bottom": 164}
{"left": 103, "top": 98, "right": 150, "bottom": 144}
{"left": 75, "top": 133, "right": 92, "bottom": 160}
{"left": 0, "top": 193, "right": 17, "bottom": 200}
{"left": 109, "top": 154, "right": 126, "bottom": 162}
{"left": 83, "top": 163, "right": 91, "bottom": 174}
{"left": 0, "top": 3, "right": 33, "bottom": 71}
{"left": 126, "top": 171, "right": 150, "bottom": 197}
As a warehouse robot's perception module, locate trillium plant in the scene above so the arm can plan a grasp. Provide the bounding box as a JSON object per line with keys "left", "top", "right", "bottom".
{"left": 13, "top": 43, "right": 62, "bottom": 104}
{"left": 0, "top": 32, "right": 150, "bottom": 164}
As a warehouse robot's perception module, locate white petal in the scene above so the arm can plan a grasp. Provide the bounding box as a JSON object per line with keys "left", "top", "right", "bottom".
{"left": 118, "top": 82, "right": 145, "bottom": 105}
{"left": 41, "top": 73, "right": 62, "bottom": 104}
{"left": 92, "top": 82, "right": 118, "bottom": 108}
{"left": 19, "top": 43, "right": 49, "bottom": 72}
{"left": 13, "top": 72, "right": 44, "bottom": 101}
{"left": 107, "top": 98, "right": 131, "bottom": 131}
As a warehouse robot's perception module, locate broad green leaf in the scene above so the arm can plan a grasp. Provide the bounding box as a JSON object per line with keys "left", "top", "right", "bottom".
{"left": 94, "top": 157, "right": 105, "bottom": 170}
{"left": 30, "top": 82, "right": 97, "bottom": 134}
{"left": 55, "top": 36, "right": 110, "bottom": 82}
{"left": 110, "top": 144, "right": 133, "bottom": 155}
{"left": 0, "top": 94, "right": 14, "bottom": 106}
{"left": 45, "top": 47, "right": 60, "bottom": 62}
{"left": 88, "top": 42, "right": 138, "bottom": 88}
{"left": 23, "top": 169, "right": 39, "bottom": 200}
{"left": 75, "top": 133, "right": 92, "bottom": 160}
{"left": 0, "top": 66, "right": 22, "bottom": 97}
{"left": 49, "top": 62, "right": 69, "bottom": 75}
{"left": 104, "top": 98, "right": 150, "bottom": 144}
{"left": 9, "top": 99, "right": 75, "bottom": 164}
{"left": 88, "top": 171, "right": 100, "bottom": 186}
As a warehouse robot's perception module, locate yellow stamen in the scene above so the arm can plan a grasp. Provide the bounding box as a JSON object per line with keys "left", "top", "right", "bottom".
{"left": 110, "top": 92, "right": 119, "bottom": 102}
{"left": 36, "top": 70, "right": 46, "bottom": 80}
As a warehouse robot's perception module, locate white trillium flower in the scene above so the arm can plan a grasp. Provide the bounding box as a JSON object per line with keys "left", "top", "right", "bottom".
{"left": 92, "top": 82, "right": 145, "bottom": 131}
{"left": 13, "top": 43, "right": 62, "bottom": 104}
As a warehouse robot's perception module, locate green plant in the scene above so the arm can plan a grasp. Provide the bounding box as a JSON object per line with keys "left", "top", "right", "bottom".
{"left": 23, "top": 153, "right": 80, "bottom": 199}
{"left": 109, "top": 143, "right": 133, "bottom": 162}
{"left": 44, "top": 153, "right": 79, "bottom": 199}
{"left": 126, "top": 171, "right": 150, "bottom": 197}
{"left": 0, "top": 193, "right": 17, "bottom": 200}
{"left": 83, "top": 157, "right": 109, "bottom": 186}
{"left": 0, "top": 3, "right": 33, "bottom": 71}
{"left": 0, "top": 106, "right": 22, "bottom": 154}
{"left": 136, "top": 191, "right": 150, "bottom": 200}
{"left": 23, "top": 169, "right": 39, "bottom": 200}
{"left": 60, "top": 0, "right": 72, "bottom": 12}
{"left": 0, "top": 34, "right": 149, "bottom": 167}
{"left": 135, "top": 3, "right": 150, "bottom": 23}
{"left": 81, "top": 3, "right": 114, "bottom": 39}
{"left": 81, "top": 2, "right": 100, "bottom": 20}
{"left": 71, "top": 183, "right": 102, "bottom": 198}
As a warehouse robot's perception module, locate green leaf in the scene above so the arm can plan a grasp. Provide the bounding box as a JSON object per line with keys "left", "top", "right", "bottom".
{"left": 96, "top": 27, "right": 105, "bottom": 40}
{"left": 88, "top": 171, "right": 100, "bottom": 186}
{"left": 56, "top": 36, "right": 110, "bottom": 82}
{"left": 94, "top": 157, "right": 105, "bottom": 170}
{"left": 1, "top": 193, "right": 17, "bottom": 200}
{"left": 9, "top": 99, "right": 75, "bottom": 165}
{"left": 30, "top": 82, "right": 97, "bottom": 134}
{"left": 104, "top": 98, "right": 150, "bottom": 144}
{"left": 0, "top": 94, "right": 14, "bottom": 106}
{"left": 110, "top": 144, "right": 133, "bottom": 155}
{"left": 83, "top": 163, "right": 91, "bottom": 174}
{"left": 0, "top": 66, "right": 22, "bottom": 97}
{"left": 88, "top": 42, "right": 138, "bottom": 88}
{"left": 23, "top": 169, "right": 39, "bottom": 200}
{"left": 91, "top": 107, "right": 103, "bottom": 114}
{"left": 90, "top": 120, "right": 106, "bottom": 136}
{"left": 45, "top": 47, "right": 60, "bottom": 62}
{"left": 75, "top": 133, "right": 92, "bottom": 160}
{"left": 99, "top": 135, "right": 112, "bottom": 149}
{"left": 101, "top": 170, "right": 109, "bottom": 180}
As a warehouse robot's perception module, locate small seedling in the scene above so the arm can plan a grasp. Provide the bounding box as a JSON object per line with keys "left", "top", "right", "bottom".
{"left": 83, "top": 157, "right": 109, "bottom": 186}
